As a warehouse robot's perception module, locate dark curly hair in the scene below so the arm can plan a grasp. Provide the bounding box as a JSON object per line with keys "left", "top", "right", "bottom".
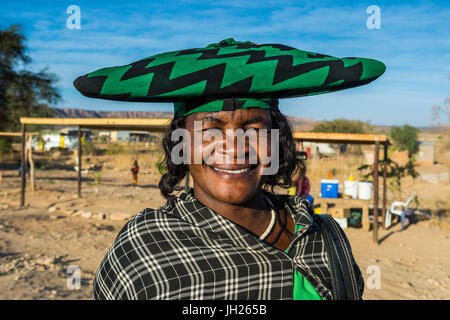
{"left": 158, "top": 108, "right": 305, "bottom": 199}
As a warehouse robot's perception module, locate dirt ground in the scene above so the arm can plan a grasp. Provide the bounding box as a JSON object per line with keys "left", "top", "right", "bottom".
{"left": 0, "top": 163, "right": 449, "bottom": 300}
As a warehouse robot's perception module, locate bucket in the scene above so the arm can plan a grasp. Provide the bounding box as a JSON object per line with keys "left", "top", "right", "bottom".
{"left": 321, "top": 179, "right": 339, "bottom": 198}
{"left": 333, "top": 217, "right": 348, "bottom": 229}
{"left": 348, "top": 209, "right": 362, "bottom": 228}
{"left": 344, "top": 180, "right": 358, "bottom": 199}
{"left": 358, "top": 182, "right": 372, "bottom": 200}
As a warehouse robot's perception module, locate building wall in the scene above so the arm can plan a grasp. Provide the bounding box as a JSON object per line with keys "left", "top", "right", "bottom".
{"left": 417, "top": 144, "right": 434, "bottom": 164}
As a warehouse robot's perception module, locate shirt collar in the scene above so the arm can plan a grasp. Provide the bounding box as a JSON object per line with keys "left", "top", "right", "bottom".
{"left": 163, "top": 188, "right": 316, "bottom": 243}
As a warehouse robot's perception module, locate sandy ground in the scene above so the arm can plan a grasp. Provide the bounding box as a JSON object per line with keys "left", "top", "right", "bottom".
{"left": 0, "top": 167, "right": 449, "bottom": 300}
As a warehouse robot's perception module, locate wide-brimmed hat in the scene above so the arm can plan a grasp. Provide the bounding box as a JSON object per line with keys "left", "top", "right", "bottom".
{"left": 74, "top": 38, "right": 385, "bottom": 117}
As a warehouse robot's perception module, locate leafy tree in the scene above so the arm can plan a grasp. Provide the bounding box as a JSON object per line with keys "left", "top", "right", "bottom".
{"left": 389, "top": 125, "right": 419, "bottom": 157}
{"left": 0, "top": 24, "right": 60, "bottom": 132}
{"left": 312, "top": 118, "right": 371, "bottom": 134}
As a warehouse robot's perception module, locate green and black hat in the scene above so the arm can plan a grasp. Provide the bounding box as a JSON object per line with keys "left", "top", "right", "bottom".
{"left": 74, "top": 38, "right": 386, "bottom": 117}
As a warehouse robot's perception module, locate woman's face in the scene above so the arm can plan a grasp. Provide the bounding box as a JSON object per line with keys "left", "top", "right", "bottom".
{"left": 185, "top": 108, "right": 273, "bottom": 205}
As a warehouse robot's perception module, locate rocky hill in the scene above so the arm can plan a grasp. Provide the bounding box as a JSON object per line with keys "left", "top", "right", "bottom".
{"left": 52, "top": 108, "right": 318, "bottom": 130}
{"left": 52, "top": 108, "right": 173, "bottom": 119}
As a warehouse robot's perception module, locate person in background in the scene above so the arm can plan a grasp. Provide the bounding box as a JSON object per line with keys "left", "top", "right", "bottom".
{"left": 293, "top": 175, "right": 314, "bottom": 206}
{"left": 131, "top": 160, "right": 139, "bottom": 186}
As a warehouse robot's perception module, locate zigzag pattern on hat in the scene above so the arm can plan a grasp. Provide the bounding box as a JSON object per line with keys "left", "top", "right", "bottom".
{"left": 74, "top": 39, "right": 385, "bottom": 105}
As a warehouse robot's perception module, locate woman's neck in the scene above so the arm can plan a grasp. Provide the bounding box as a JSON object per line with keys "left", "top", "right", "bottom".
{"left": 192, "top": 186, "right": 271, "bottom": 236}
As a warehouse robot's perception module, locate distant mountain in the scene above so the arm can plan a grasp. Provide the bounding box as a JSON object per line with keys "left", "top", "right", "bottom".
{"left": 52, "top": 108, "right": 174, "bottom": 119}
{"left": 52, "top": 108, "right": 319, "bottom": 130}
{"left": 286, "top": 116, "right": 320, "bottom": 131}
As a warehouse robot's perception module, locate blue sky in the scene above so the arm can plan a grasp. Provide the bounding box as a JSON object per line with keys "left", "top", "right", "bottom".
{"left": 1, "top": 0, "right": 449, "bottom": 126}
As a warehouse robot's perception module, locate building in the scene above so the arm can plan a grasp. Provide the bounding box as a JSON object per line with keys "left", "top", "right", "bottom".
{"left": 297, "top": 141, "right": 336, "bottom": 158}
{"left": 416, "top": 141, "right": 435, "bottom": 165}
{"left": 32, "top": 128, "right": 92, "bottom": 151}
{"left": 106, "top": 131, "right": 156, "bottom": 142}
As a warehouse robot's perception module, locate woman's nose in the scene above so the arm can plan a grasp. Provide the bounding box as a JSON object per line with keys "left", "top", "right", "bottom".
{"left": 221, "top": 129, "right": 257, "bottom": 163}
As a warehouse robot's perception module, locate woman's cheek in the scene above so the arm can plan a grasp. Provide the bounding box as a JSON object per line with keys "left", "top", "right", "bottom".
{"left": 256, "top": 132, "right": 272, "bottom": 168}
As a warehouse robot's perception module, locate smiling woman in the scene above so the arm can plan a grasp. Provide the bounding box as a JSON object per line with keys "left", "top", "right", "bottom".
{"left": 73, "top": 38, "right": 385, "bottom": 300}
{"left": 160, "top": 107, "right": 302, "bottom": 251}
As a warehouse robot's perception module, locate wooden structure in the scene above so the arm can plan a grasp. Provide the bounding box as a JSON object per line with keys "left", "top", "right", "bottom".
{"left": 0, "top": 132, "right": 23, "bottom": 137}
{"left": 317, "top": 198, "right": 381, "bottom": 232}
{"left": 293, "top": 132, "right": 389, "bottom": 145}
{"left": 293, "top": 132, "right": 390, "bottom": 245}
{"left": 20, "top": 117, "right": 171, "bottom": 131}
{"left": 19, "top": 117, "right": 171, "bottom": 204}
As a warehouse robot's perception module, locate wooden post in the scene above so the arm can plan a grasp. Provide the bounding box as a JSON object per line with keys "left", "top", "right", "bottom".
{"left": 24, "top": 134, "right": 28, "bottom": 178}
{"left": 78, "top": 126, "right": 82, "bottom": 198}
{"left": 321, "top": 202, "right": 329, "bottom": 215}
{"left": 20, "top": 124, "right": 26, "bottom": 207}
{"left": 28, "top": 134, "right": 35, "bottom": 192}
{"left": 362, "top": 205, "right": 370, "bottom": 231}
{"left": 373, "top": 141, "right": 380, "bottom": 244}
{"left": 382, "top": 143, "right": 388, "bottom": 229}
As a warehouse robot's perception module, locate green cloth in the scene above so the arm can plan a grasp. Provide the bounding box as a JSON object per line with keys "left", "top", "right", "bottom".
{"left": 174, "top": 97, "right": 275, "bottom": 117}
{"left": 285, "top": 224, "right": 323, "bottom": 300}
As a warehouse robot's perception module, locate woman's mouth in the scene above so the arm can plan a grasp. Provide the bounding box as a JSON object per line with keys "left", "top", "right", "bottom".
{"left": 204, "top": 163, "right": 259, "bottom": 178}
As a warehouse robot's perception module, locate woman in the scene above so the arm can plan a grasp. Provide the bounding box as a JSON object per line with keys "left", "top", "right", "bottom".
{"left": 74, "top": 38, "right": 385, "bottom": 300}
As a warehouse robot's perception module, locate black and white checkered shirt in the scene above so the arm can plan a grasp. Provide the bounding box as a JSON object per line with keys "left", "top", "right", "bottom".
{"left": 93, "top": 190, "right": 363, "bottom": 300}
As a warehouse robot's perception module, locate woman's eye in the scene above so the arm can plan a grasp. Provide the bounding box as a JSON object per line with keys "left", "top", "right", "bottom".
{"left": 246, "top": 127, "right": 268, "bottom": 133}
{"left": 202, "top": 128, "right": 221, "bottom": 134}
{"left": 202, "top": 129, "right": 223, "bottom": 140}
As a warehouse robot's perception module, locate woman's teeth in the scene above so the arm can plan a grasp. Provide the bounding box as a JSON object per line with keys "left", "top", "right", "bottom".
{"left": 212, "top": 167, "right": 251, "bottom": 174}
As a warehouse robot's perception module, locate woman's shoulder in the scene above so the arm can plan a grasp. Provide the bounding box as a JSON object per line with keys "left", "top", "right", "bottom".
{"left": 106, "top": 200, "right": 181, "bottom": 247}
{"left": 93, "top": 204, "right": 184, "bottom": 299}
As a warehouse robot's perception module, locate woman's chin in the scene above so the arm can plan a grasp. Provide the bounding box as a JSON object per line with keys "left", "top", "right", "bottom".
{"left": 207, "top": 182, "right": 261, "bottom": 205}
{"left": 189, "top": 163, "right": 266, "bottom": 205}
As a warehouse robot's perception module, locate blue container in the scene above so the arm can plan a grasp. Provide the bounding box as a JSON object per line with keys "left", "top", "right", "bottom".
{"left": 321, "top": 179, "right": 339, "bottom": 198}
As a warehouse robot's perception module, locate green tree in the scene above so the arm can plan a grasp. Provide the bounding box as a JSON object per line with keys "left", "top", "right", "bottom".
{"left": 0, "top": 24, "right": 60, "bottom": 132}
{"left": 311, "top": 119, "right": 372, "bottom": 154}
{"left": 312, "top": 118, "right": 371, "bottom": 134}
{"left": 389, "top": 125, "right": 419, "bottom": 157}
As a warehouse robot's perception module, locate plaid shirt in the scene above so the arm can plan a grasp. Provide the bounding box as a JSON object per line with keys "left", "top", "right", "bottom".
{"left": 93, "top": 190, "right": 363, "bottom": 300}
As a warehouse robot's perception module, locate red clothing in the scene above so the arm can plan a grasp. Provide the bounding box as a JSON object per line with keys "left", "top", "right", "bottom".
{"left": 294, "top": 177, "right": 310, "bottom": 197}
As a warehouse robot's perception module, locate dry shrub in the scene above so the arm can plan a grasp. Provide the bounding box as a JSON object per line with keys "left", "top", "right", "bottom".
{"left": 305, "top": 154, "right": 366, "bottom": 183}
{"left": 104, "top": 141, "right": 164, "bottom": 175}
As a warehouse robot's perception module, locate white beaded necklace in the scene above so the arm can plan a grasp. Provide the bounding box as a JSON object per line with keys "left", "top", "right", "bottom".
{"left": 259, "top": 196, "right": 277, "bottom": 241}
